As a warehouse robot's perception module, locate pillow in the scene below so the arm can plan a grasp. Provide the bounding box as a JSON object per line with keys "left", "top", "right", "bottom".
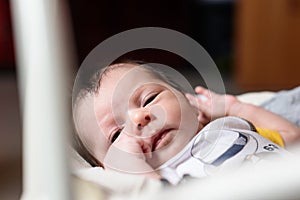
{"left": 237, "top": 91, "right": 275, "bottom": 105}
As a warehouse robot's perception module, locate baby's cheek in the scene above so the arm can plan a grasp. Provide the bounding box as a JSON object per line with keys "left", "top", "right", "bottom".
{"left": 168, "top": 99, "right": 184, "bottom": 119}
{"left": 150, "top": 104, "right": 167, "bottom": 129}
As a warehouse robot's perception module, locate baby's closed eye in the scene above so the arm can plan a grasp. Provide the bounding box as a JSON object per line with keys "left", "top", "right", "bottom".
{"left": 142, "top": 93, "right": 158, "bottom": 107}
{"left": 111, "top": 129, "right": 121, "bottom": 143}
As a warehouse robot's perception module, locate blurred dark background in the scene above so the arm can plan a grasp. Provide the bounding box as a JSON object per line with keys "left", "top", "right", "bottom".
{"left": 68, "top": 0, "right": 235, "bottom": 88}
{"left": 1, "top": 0, "right": 300, "bottom": 199}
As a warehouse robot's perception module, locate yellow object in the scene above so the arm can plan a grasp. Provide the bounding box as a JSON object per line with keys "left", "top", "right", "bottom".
{"left": 255, "top": 127, "right": 285, "bottom": 147}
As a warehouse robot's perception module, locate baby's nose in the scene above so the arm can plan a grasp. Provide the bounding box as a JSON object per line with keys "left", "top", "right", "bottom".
{"left": 130, "top": 109, "right": 151, "bottom": 130}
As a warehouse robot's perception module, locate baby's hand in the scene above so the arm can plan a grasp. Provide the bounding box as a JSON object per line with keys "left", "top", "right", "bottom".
{"left": 186, "top": 86, "right": 239, "bottom": 123}
{"left": 111, "top": 134, "right": 152, "bottom": 160}
{"left": 103, "top": 134, "right": 159, "bottom": 178}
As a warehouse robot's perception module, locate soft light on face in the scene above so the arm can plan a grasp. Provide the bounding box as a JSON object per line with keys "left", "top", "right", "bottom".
{"left": 85, "top": 64, "right": 201, "bottom": 170}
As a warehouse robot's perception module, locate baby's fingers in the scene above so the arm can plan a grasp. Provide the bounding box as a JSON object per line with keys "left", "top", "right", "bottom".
{"left": 185, "top": 93, "right": 199, "bottom": 108}
{"left": 195, "top": 86, "right": 212, "bottom": 97}
{"left": 140, "top": 141, "right": 152, "bottom": 159}
{"left": 186, "top": 93, "right": 210, "bottom": 111}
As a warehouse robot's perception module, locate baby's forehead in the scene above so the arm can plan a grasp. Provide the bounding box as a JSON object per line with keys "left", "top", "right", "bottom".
{"left": 100, "top": 64, "right": 161, "bottom": 87}
{"left": 95, "top": 64, "right": 172, "bottom": 108}
{"left": 104, "top": 63, "right": 154, "bottom": 76}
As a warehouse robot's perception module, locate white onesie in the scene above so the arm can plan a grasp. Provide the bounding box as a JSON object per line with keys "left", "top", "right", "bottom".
{"left": 158, "top": 116, "right": 290, "bottom": 185}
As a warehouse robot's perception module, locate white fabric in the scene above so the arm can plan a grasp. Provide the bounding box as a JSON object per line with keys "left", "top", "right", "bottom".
{"left": 158, "top": 116, "right": 290, "bottom": 185}
{"left": 74, "top": 167, "right": 163, "bottom": 196}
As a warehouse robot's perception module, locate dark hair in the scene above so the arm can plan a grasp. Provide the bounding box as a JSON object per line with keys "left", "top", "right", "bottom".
{"left": 72, "top": 60, "right": 186, "bottom": 168}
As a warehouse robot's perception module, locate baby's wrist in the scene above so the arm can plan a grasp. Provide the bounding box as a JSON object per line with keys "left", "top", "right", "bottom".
{"left": 227, "top": 98, "right": 242, "bottom": 116}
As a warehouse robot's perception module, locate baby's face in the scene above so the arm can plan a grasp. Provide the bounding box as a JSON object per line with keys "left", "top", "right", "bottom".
{"left": 79, "top": 64, "right": 201, "bottom": 171}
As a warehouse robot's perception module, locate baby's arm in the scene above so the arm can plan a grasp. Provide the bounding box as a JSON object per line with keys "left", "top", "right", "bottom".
{"left": 186, "top": 86, "right": 300, "bottom": 145}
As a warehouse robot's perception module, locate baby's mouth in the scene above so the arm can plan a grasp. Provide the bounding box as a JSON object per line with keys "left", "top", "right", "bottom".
{"left": 151, "top": 129, "right": 172, "bottom": 151}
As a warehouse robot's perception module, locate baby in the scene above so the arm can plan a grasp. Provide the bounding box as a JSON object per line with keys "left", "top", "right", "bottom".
{"left": 73, "top": 62, "right": 300, "bottom": 184}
